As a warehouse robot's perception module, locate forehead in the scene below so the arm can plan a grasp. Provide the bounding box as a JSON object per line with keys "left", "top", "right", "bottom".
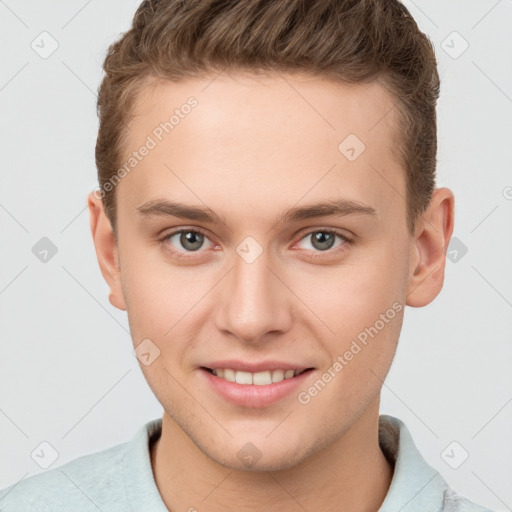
{"left": 130, "top": 71, "right": 399, "bottom": 154}
{"left": 118, "top": 71, "right": 405, "bottom": 226}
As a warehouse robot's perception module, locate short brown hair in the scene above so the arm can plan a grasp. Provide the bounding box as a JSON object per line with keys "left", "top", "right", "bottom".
{"left": 95, "top": 0, "right": 440, "bottom": 234}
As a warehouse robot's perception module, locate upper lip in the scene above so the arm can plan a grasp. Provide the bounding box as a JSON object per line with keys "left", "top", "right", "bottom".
{"left": 201, "top": 360, "right": 314, "bottom": 373}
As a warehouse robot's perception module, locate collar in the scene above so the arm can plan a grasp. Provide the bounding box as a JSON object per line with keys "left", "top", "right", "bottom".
{"left": 378, "top": 414, "right": 447, "bottom": 511}
{"left": 121, "top": 414, "right": 448, "bottom": 511}
{"left": 122, "top": 416, "right": 168, "bottom": 511}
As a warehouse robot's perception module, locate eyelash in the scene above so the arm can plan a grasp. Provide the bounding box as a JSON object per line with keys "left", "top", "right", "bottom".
{"left": 158, "top": 227, "right": 353, "bottom": 260}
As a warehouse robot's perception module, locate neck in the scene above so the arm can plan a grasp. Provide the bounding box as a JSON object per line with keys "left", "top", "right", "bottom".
{"left": 150, "top": 399, "right": 393, "bottom": 512}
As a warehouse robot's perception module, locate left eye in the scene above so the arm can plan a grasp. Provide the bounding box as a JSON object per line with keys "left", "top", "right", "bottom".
{"left": 296, "top": 230, "right": 348, "bottom": 252}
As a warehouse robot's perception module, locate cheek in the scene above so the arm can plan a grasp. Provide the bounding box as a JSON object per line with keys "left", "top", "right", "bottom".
{"left": 120, "top": 249, "right": 217, "bottom": 349}
{"left": 120, "top": 255, "right": 178, "bottom": 340}
{"left": 288, "top": 240, "right": 407, "bottom": 406}
{"left": 291, "top": 243, "right": 408, "bottom": 339}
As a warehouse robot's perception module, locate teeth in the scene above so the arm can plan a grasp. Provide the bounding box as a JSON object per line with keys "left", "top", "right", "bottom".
{"left": 211, "top": 368, "right": 307, "bottom": 385}
{"left": 253, "top": 370, "right": 273, "bottom": 385}
{"left": 223, "top": 368, "right": 235, "bottom": 382}
{"left": 271, "top": 369, "right": 284, "bottom": 383}
{"left": 235, "top": 371, "right": 253, "bottom": 385}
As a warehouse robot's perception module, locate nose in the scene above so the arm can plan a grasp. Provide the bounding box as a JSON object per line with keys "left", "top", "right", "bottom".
{"left": 213, "top": 244, "right": 294, "bottom": 344}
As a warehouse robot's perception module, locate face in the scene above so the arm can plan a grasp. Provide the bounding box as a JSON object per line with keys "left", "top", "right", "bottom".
{"left": 90, "top": 71, "right": 449, "bottom": 472}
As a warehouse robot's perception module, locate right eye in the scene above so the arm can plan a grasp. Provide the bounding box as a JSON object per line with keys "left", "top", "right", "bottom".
{"left": 161, "top": 228, "right": 217, "bottom": 255}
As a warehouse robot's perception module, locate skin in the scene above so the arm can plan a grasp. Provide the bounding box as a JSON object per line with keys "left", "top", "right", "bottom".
{"left": 88, "top": 71, "right": 454, "bottom": 512}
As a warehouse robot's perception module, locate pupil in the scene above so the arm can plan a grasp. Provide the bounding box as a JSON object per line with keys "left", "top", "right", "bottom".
{"left": 312, "top": 232, "right": 335, "bottom": 251}
{"left": 181, "top": 231, "right": 203, "bottom": 251}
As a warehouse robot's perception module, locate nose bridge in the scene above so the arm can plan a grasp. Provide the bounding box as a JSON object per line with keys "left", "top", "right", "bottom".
{"left": 214, "top": 239, "right": 292, "bottom": 342}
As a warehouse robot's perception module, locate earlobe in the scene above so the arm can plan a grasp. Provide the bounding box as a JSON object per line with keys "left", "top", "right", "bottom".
{"left": 406, "top": 188, "right": 455, "bottom": 308}
{"left": 87, "top": 192, "right": 127, "bottom": 311}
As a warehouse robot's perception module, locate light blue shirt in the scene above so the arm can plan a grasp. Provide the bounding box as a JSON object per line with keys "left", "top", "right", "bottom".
{"left": 0, "top": 415, "right": 493, "bottom": 511}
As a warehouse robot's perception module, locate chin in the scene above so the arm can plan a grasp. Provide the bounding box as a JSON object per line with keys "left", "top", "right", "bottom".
{"left": 199, "top": 434, "right": 313, "bottom": 473}
{"left": 219, "top": 450, "right": 306, "bottom": 473}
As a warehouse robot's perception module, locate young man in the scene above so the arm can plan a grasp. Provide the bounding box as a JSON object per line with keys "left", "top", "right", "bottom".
{"left": 0, "top": 0, "right": 495, "bottom": 511}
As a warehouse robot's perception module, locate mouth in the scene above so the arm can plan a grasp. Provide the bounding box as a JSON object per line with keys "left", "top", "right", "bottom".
{"left": 199, "top": 365, "right": 316, "bottom": 408}
{"left": 201, "top": 366, "right": 314, "bottom": 385}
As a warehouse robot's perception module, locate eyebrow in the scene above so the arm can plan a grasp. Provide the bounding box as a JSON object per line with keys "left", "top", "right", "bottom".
{"left": 136, "top": 198, "right": 377, "bottom": 225}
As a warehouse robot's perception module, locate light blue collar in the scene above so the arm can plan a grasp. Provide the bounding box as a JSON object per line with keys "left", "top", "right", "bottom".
{"left": 122, "top": 414, "right": 454, "bottom": 511}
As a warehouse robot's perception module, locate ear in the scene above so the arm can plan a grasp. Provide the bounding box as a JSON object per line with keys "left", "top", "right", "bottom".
{"left": 87, "top": 191, "right": 127, "bottom": 311}
{"left": 406, "top": 187, "right": 455, "bottom": 307}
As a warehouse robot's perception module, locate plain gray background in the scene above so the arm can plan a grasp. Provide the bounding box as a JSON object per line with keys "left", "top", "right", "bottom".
{"left": 1, "top": 0, "right": 511, "bottom": 510}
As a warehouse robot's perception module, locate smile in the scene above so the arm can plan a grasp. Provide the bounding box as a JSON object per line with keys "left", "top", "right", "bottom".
{"left": 205, "top": 368, "right": 309, "bottom": 385}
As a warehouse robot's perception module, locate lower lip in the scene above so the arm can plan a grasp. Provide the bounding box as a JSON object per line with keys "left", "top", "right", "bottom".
{"left": 200, "top": 368, "right": 314, "bottom": 408}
